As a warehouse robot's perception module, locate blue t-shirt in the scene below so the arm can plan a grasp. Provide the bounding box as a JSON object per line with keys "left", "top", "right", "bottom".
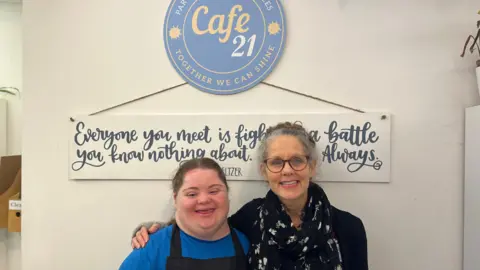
{"left": 119, "top": 225, "right": 250, "bottom": 270}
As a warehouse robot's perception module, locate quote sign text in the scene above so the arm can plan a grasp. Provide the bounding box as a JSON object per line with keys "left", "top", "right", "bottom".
{"left": 68, "top": 113, "right": 391, "bottom": 183}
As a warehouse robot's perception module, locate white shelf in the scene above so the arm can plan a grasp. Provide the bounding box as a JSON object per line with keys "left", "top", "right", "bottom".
{"left": 464, "top": 105, "right": 480, "bottom": 270}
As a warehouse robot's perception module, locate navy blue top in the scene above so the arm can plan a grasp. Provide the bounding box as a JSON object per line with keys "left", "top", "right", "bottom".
{"left": 229, "top": 198, "right": 369, "bottom": 270}
{"left": 119, "top": 224, "right": 250, "bottom": 270}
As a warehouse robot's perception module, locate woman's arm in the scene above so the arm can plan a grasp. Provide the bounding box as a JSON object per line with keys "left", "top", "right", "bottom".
{"left": 353, "top": 219, "right": 369, "bottom": 270}
{"left": 119, "top": 250, "right": 152, "bottom": 270}
{"left": 119, "top": 243, "right": 154, "bottom": 270}
{"left": 131, "top": 198, "right": 264, "bottom": 249}
{"left": 332, "top": 207, "right": 369, "bottom": 270}
{"left": 123, "top": 229, "right": 169, "bottom": 270}
{"left": 228, "top": 198, "right": 263, "bottom": 236}
{"left": 131, "top": 221, "right": 168, "bottom": 249}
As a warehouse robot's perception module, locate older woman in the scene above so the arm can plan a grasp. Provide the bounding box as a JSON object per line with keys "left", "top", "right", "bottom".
{"left": 119, "top": 157, "right": 250, "bottom": 270}
{"left": 131, "top": 122, "right": 368, "bottom": 270}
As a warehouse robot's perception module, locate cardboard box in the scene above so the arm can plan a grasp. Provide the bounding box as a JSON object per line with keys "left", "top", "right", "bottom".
{"left": 0, "top": 155, "right": 21, "bottom": 228}
{"left": 8, "top": 192, "right": 21, "bottom": 232}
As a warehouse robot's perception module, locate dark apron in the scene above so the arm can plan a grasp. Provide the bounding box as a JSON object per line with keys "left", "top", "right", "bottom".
{"left": 166, "top": 223, "right": 247, "bottom": 270}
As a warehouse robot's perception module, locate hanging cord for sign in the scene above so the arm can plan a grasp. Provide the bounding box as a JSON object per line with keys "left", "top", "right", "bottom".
{"left": 69, "top": 80, "right": 366, "bottom": 122}
{"left": 260, "top": 82, "right": 365, "bottom": 113}
{"left": 69, "top": 82, "right": 188, "bottom": 121}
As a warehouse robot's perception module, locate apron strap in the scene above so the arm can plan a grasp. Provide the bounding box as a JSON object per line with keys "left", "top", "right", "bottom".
{"left": 229, "top": 225, "right": 246, "bottom": 257}
{"left": 170, "top": 223, "right": 182, "bottom": 257}
{"left": 169, "top": 222, "right": 245, "bottom": 257}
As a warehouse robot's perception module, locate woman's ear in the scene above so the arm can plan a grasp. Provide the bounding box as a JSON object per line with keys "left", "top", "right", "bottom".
{"left": 260, "top": 163, "right": 268, "bottom": 178}
{"left": 309, "top": 159, "right": 317, "bottom": 178}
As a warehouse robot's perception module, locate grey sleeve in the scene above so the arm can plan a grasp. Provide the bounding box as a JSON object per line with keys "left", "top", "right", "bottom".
{"left": 131, "top": 221, "right": 160, "bottom": 238}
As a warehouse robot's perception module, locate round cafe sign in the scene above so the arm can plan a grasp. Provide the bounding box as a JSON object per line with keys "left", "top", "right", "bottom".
{"left": 164, "top": 0, "right": 286, "bottom": 95}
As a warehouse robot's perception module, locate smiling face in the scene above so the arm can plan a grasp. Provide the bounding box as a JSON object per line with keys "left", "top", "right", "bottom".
{"left": 174, "top": 168, "right": 230, "bottom": 239}
{"left": 262, "top": 135, "right": 317, "bottom": 203}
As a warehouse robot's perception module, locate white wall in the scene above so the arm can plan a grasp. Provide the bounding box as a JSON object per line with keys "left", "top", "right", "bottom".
{"left": 0, "top": 2, "right": 22, "bottom": 270}
{"left": 22, "top": 1, "right": 480, "bottom": 270}
{"left": 464, "top": 105, "right": 480, "bottom": 270}
{"left": 0, "top": 2, "right": 22, "bottom": 155}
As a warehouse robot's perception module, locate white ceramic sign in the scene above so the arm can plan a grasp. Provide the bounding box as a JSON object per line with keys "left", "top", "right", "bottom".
{"left": 68, "top": 113, "right": 391, "bottom": 183}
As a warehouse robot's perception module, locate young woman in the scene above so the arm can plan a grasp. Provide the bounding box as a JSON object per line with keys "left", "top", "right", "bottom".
{"left": 130, "top": 122, "right": 368, "bottom": 270}
{"left": 119, "top": 158, "right": 249, "bottom": 270}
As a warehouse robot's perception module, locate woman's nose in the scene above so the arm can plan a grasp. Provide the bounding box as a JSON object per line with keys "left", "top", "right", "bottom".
{"left": 282, "top": 161, "right": 294, "bottom": 173}
{"left": 197, "top": 192, "right": 211, "bottom": 203}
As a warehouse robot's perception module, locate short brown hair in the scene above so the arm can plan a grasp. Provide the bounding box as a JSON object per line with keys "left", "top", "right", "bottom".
{"left": 172, "top": 157, "right": 229, "bottom": 194}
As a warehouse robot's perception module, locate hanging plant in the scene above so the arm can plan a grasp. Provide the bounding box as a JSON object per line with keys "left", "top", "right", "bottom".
{"left": 0, "top": 87, "right": 20, "bottom": 96}
{"left": 460, "top": 10, "right": 480, "bottom": 67}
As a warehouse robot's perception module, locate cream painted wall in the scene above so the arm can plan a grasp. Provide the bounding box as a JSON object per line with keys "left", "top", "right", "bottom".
{"left": 22, "top": 1, "right": 480, "bottom": 270}
{"left": 0, "top": 2, "right": 22, "bottom": 270}
{"left": 0, "top": 2, "right": 22, "bottom": 155}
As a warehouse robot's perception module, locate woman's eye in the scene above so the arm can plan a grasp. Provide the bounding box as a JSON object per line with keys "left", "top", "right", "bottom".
{"left": 291, "top": 157, "right": 303, "bottom": 164}
{"left": 268, "top": 159, "right": 283, "bottom": 167}
{"left": 210, "top": 190, "right": 219, "bottom": 194}
{"left": 186, "top": 193, "right": 196, "bottom": 197}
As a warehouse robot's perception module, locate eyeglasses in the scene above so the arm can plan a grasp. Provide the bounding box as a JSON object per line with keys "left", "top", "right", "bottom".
{"left": 263, "top": 156, "right": 310, "bottom": 173}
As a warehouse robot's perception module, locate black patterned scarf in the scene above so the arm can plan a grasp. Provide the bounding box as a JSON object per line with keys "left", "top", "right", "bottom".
{"left": 247, "top": 182, "right": 343, "bottom": 270}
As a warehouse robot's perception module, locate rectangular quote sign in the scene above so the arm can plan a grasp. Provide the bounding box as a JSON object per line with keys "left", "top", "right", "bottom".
{"left": 68, "top": 113, "right": 391, "bottom": 183}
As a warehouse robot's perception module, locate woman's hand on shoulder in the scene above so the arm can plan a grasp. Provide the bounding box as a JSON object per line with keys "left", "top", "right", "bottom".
{"left": 131, "top": 222, "right": 163, "bottom": 249}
